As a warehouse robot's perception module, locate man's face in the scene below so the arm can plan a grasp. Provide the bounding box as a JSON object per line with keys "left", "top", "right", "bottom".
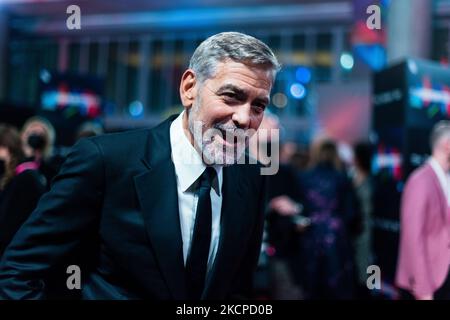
{"left": 182, "top": 60, "right": 272, "bottom": 165}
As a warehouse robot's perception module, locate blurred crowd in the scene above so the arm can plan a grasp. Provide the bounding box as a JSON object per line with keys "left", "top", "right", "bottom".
{"left": 249, "top": 113, "right": 376, "bottom": 300}
{"left": 259, "top": 138, "right": 375, "bottom": 300}
{"left": 0, "top": 118, "right": 103, "bottom": 259}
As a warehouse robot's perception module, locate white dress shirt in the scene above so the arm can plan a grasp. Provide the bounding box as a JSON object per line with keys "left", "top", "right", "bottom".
{"left": 169, "top": 111, "right": 223, "bottom": 273}
{"left": 429, "top": 157, "right": 450, "bottom": 206}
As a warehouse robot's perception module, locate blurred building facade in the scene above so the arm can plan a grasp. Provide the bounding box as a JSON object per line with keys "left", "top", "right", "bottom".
{"left": 0, "top": 0, "right": 448, "bottom": 144}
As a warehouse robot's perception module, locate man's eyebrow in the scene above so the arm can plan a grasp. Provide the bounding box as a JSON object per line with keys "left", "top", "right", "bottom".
{"left": 254, "top": 96, "right": 270, "bottom": 106}
{"left": 216, "top": 84, "right": 247, "bottom": 97}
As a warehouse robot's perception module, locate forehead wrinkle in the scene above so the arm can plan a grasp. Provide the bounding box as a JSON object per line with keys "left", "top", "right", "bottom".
{"left": 221, "top": 72, "right": 271, "bottom": 91}
{"left": 213, "top": 61, "right": 272, "bottom": 90}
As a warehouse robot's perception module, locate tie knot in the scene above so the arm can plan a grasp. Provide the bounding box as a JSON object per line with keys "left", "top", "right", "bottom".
{"left": 199, "top": 166, "right": 216, "bottom": 189}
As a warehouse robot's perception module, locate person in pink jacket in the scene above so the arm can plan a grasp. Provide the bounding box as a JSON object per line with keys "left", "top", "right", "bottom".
{"left": 396, "top": 121, "right": 450, "bottom": 300}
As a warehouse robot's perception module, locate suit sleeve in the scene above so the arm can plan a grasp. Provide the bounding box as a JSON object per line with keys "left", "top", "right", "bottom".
{"left": 229, "top": 174, "right": 267, "bottom": 299}
{"left": 0, "top": 171, "right": 45, "bottom": 257}
{"left": 395, "top": 176, "right": 433, "bottom": 298}
{"left": 0, "top": 138, "right": 104, "bottom": 299}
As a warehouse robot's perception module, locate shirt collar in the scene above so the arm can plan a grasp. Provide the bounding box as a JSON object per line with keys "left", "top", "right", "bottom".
{"left": 429, "top": 157, "right": 449, "bottom": 195}
{"left": 170, "top": 111, "right": 222, "bottom": 195}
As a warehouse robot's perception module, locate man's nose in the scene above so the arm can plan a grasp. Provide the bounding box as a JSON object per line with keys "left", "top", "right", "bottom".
{"left": 231, "top": 104, "right": 251, "bottom": 129}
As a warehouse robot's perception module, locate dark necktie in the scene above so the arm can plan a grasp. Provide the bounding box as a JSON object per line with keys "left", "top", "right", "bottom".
{"left": 186, "top": 166, "right": 216, "bottom": 300}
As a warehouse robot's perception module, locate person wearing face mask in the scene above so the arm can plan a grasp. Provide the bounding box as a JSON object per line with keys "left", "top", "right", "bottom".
{"left": 0, "top": 124, "right": 45, "bottom": 258}
{"left": 20, "top": 117, "right": 64, "bottom": 189}
{"left": 396, "top": 121, "right": 450, "bottom": 300}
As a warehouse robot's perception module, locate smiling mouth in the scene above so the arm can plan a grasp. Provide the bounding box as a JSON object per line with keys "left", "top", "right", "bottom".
{"left": 214, "top": 129, "right": 238, "bottom": 147}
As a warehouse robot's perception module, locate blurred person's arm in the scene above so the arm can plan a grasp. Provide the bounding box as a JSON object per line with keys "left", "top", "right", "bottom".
{"left": 0, "top": 138, "right": 104, "bottom": 299}
{"left": 269, "top": 196, "right": 309, "bottom": 232}
{"left": 269, "top": 196, "right": 301, "bottom": 217}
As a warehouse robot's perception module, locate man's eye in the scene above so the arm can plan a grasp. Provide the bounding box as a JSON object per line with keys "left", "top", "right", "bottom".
{"left": 223, "top": 92, "right": 236, "bottom": 98}
{"left": 222, "top": 93, "right": 241, "bottom": 105}
{"left": 253, "top": 104, "right": 266, "bottom": 113}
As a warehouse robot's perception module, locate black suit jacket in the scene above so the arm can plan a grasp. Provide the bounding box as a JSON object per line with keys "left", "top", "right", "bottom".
{"left": 0, "top": 169, "right": 45, "bottom": 258}
{"left": 0, "top": 115, "right": 267, "bottom": 300}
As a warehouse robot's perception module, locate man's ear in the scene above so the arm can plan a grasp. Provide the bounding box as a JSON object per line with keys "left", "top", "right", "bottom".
{"left": 179, "top": 69, "right": 197, "bottom": 109}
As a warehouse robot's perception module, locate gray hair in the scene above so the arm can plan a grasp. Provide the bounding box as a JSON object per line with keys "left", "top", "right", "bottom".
{"left": 189, "top": 32, "right": 281, "bottom": 83}
{"left": 430, "top": 120, "right": 450, "bottom": 150}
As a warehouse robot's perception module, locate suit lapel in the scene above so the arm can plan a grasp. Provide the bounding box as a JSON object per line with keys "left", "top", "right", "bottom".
{"left": 133, "top": 116, "right": 187, "bottom": 299}
{"left": 203, "top": 164, "right": 253, "bottom": 299}
{"left": 427, "top": 163, "right": 449, "bottom": 223}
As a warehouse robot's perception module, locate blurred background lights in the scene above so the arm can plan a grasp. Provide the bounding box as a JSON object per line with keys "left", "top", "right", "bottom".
{"left": 39, "top": 69, "right": 51, "bottom": 84}
{"left": 290, "top": 83, "right": 306, "bottom": 99}
{"left": 340, "top": 52, "right": 354, "bottom": 70}
{"left": 272, "top": 92, "right": 288, "bottom": 108}
{"left": 295, "top": 66, "right": 312, "bottom": 84}
{"left": 129, "top": 100, "right": 144, "bottom": 117}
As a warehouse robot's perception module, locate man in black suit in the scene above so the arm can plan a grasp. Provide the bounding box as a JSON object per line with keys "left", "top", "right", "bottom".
{"left": 0, "top": 32, "right": 280, "bottom": 300}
